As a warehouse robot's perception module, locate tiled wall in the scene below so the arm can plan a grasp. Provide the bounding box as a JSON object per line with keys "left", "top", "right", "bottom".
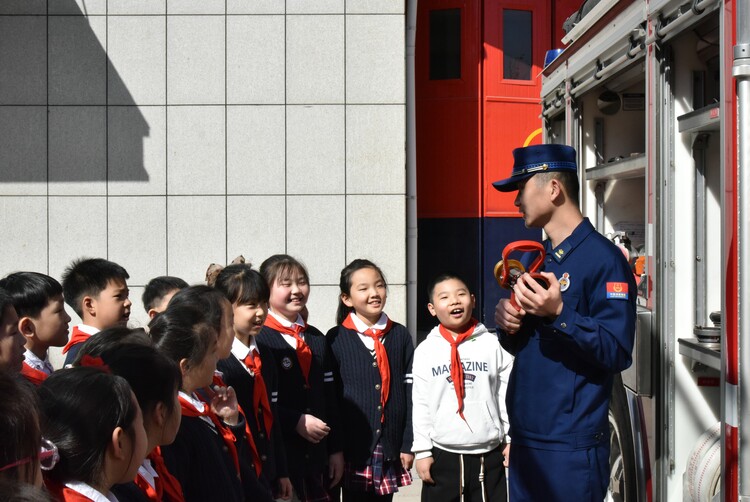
{"left": 0, "top": 0, "right": 407, "bottom": 338}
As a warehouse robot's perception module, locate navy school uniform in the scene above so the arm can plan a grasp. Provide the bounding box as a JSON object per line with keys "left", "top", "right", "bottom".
{"left": 256, "top": 320, "right": 342, "bottom": 498}
{"left": 161, "top": 393, "right": 245, "bottom": 502}
{"left": 111, "top": 482, "right": 149, "bottom": 502}
{"left": 217, "top": 339, "right": 289, "bottom": 490}
{"left": 500, "top": 218, "right": 637, "bottom": 501}
{"left": 326, "top": 320, "right": 414, "bottom": 466}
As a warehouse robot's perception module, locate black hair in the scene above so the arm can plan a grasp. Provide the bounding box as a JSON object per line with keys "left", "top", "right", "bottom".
{"left": 0, "top": 288, "right": 14, "bottom": 324}
{"left": 38, "top": 367, "right": 138, "bottom": 486}
{"left": 167, "top": 285, "right": 226, "bottom": 334}
{"left": 336, "top": 259, "right": 387, "bottom": 325}
{"left": 61, "top": 258, "right": 129, "bottom": 317}
{"left": 74, "top": 333, "right": 181, "bottom": 417}
{"left": 427, "top": 272, "right": 472, "bottom": 303}
{"left": 142, "top": 276, "right": 189, "bottom": 313}
{"left": 149, "top": 305, "right": 216, "bottom": 370}
{"left": 0, "top": 371, "right": 41, "bottom": 484}
{"left": 534, "top": 171, "right": 580, "bottom": 206}
{"left": 259, "top": 254, "right": 310, "bottom": 288}
{"left": 0, "top": 479, "right": 54, "bottom": 502}
{"left": 214, "top": 264, "right": 270, "bottom": 306}
{"left": 0, "top": 272, "right": 63, "bottom": 319}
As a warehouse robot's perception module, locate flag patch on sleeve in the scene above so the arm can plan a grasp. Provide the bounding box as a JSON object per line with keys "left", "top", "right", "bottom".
{"left": 606, "top": 282, "right": 629, "bottom": 299}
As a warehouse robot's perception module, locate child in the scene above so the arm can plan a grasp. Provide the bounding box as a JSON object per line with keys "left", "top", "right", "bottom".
{"left": 39, "top": 365, "right": 149, "bottom": 501}
{"left": 150, "top": 304, "right": 247, "bottom": 502}
{"left": 0, "top": 288, "right": 24, "bottom": 374}
{"left": 0, "top": 370, "right": 45, "bottom": 486}
{"left": 74, "top": 330, "right": 184, "bottom": 502}
{"left": 257, "top": 254, "right": 343, "bottom": 502}
{"left": 327, "top": 259, "right": 414, "bottom": 502}
{"left": 0, "top": 272, "right": 71, "bottom": 385}
{"left": 60, "top": 257, "right": 131, "bottom": 366}
{"left": 412, "top": 273, "right": 512, "bottom": 502}
{"left": 214, "top": 264, "right": 292, "bottom": 500}
{"left": 142, "top": 276, "right": 188, "bottom": 319}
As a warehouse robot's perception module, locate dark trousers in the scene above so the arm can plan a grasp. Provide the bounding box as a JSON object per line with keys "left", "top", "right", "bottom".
{"left": 421, "top": 446, "right": 507, "bottom": 502}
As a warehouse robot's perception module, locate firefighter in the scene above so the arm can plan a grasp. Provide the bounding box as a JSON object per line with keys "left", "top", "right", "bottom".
{"left": 493, "top": 144, "right": 636, "bottom": 501}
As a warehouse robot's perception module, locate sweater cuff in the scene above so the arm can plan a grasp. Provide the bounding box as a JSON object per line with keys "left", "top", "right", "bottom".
{"left": 415, "top": 451, "right": 432, "bottom": 460}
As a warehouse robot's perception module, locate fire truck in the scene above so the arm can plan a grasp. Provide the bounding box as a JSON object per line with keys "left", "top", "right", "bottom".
{"left": 538, "top": 0, "right": 749, "bottom": 500}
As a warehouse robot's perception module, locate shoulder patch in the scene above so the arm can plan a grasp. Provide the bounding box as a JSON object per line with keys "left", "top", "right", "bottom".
{"left": 606, "top": 282, "right": 629, "bottom": 299}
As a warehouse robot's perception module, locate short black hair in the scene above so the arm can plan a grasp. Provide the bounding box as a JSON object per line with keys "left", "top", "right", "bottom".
{"left": 74, "top": 333, "right": 181, "bottom": 417}
{"left": 534, "top": 171, "right": 580, "bottom": 206}
{"left": 142, "top": 276, "right": 188, "bottom": 312}
{"left": 149, "top": 305, "right": 216, "bottom": 370}
{"left": 0, "top": 372, "right": 41, "bottom": 485}
{"left": 0, "top": 289, "right": 14, "bottom": 325}
{"left": 38, "top": 367, "right": 138, "bottom": 487}
{"left": 61, "top": 258, "right": 129, "bottom": 317}
{"left": 214, "top": 264, "right": 270, "bottom": 306}
{"left": 167, "top": 285, "right": 227, "bottom": 334}
{"left": 427, "top": 272, "right": 472, "bottom": 303}
{"left": 0, "top": 272, "right": 64, "bottom": 318}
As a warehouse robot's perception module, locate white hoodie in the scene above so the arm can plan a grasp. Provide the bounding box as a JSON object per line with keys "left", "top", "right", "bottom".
{"left": 411, "top": 322, "right": 513, "bottom": 458}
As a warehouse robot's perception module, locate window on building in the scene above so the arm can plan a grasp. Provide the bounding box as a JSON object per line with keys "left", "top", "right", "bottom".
{"left": 429, "top": 8, "right": 461, "bottom": 80}
{"left": 503, "top": 9, "right": 532, "bottom": 80}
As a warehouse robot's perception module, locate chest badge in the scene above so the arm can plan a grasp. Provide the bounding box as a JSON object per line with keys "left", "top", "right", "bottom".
{"left": 559, "top": 272, "right": 571, "bottom": 292}
{"left": 281, "top": 356, "right": 293, "bottom": 370}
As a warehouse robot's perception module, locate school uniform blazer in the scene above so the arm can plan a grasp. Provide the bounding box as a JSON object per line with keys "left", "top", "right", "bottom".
{"left": 326, "top": 322, "right": 414, "bottom": 465}
{"left": 256, "top": 324, "right": 342, "bottom": 479}
{"left": 160, "top": 414, "right": 245, "bottom": 502}
{"left": 500, "top": 218, "right": 637, "bottom": 451}
{"left": 111, "top": 482, "right": 149, "bottom": 502}
{"left": 217, "top": 347, "right": 289, "bottom": 483}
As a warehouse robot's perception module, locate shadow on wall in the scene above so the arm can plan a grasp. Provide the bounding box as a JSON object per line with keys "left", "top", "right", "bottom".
{"left": 0, "top": 0, "right": 149, "bottom": 184}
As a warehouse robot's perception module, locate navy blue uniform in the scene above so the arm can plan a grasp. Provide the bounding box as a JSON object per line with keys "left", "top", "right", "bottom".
{"left": 500, "top": 218, "right": 636, "bottom": 501}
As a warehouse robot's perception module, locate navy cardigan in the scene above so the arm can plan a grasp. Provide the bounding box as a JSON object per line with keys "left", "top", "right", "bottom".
{"left": 326, "top": 322, "right": 414, "bottom": 465}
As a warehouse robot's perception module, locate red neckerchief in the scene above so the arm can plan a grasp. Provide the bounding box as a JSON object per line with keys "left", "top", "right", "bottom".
{"left": 209, "top": 374, "right": 263, "bottom": 477}
{"left": 342, "top": 313, "right": 393, "bottom": 422}
{"left": 263, "top": 315, "right": 312, "bottom": 386}
{"left": 242, "top": 350, "right": 274, "bottom": 438}
{"left": 61, "top": 326, "right": 91, "bottom": 354}
{"left": 134, "top": 447, "right": 185, "bottom": 502}
{"left": 438, "top": 319, "right": 478, "bottom": 422}
{"left": 20, "top": 361, "right": 48, "bottom": 386}
{"left": 178, "top": 393, "right": 240, "bottom": 475}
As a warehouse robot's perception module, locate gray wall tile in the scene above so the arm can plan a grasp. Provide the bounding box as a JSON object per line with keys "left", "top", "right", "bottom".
{"left": 227, "top": 195, "right": 286, "bottom": 265}
{"left": 286, "top": 15, "right": 344, "bottom": 104}
{"left": 0, "top": 197, "right": 48, "bottom": 276}
{"left": 227, "top": 106, "right": 285, "bottom": 195}
{"left": 287, "top": 0, "right": 344, "bottom": 14}
{"left": 0, "top": 16, "right": 47, "bottom": 105}
{"left": 0, "top": 107, "right": 47, "bottom": 195}
{"left": 167, "top": 16, "right": 225, "bottom": 104}
{"left": 167, "top": 196, "right": 226, "bottom": 283}
{"left": 48, "top": 196, "right": 108, "bottom": 280}
{"left": 108, "top": 1, "right": 166, "bottom": 15}
{"left": 287, "top": 195, "right": 345, "bottom": 284}
{"left": 167, "top": 0, "right": 225, "bottom": 15}
{"left": 167, "top": 106, "right": 225, "bottom": 195}
{"left": 49, "top": 0, "right": 107, "bottom": 15}
{"left": 108, "top": 16, "right": 166, "bottom": 105}
{"left": 304, "top": 284, "right": 339, "bottom": 334}
{"left": 346, "top": 0, "right": 404, "bottom": 14}
{"left": 227, "top": 0, "right": 284, "bottom": 14}
{"left": 0, "top": 1, "right": 46, "bottom": 15}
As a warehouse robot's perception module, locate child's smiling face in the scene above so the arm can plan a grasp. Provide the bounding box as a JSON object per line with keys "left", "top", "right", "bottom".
{"left": 427, "top": 278, "right": 476, "bottom": 335}
{"left": 269, "top": 268, "right": 309, "bottom": 322}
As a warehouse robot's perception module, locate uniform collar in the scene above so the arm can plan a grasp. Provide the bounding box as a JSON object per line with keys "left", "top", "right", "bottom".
{"left": 349, "top": 312, "right": 389, "bottom": 333}
{"left": 546, "top": 218, "right": 595, "bottom": 264}
{"left": 231, "top": 336, "right": 258, "bottom": 361}
{"left": 268, "top": 310, "right": 305, "bottom": 329}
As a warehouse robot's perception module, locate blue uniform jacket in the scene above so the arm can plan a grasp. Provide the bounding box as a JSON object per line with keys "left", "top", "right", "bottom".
{"left": 500, "top": 218, "right": 636, "bottom": 450}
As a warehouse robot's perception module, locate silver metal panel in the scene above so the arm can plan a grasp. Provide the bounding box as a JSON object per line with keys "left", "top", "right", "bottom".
{"left": 623, "top": 307, "right": 653, "bottom": 395}
{"left": 677, "top": 104, "right": 721, "bottom": 133}
{"left": 584, "top": 154, "right": 646, "bottom": 181}
{"left": 677, "top": 338, "right": 721, "bottom": 371}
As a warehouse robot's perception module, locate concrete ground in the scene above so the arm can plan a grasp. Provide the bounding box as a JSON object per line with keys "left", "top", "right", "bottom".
{"left": 393, "top": 477, "right": 422, "bottom": 501}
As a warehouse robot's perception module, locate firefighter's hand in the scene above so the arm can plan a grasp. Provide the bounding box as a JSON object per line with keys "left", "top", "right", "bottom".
{"left": 416, "top": 457, "right": 435, "bottom": 485}
{"left": 513, "top": 272, "right": 563, "bottom": 319}
{"left": 495, "top": 298, "right": 525, "bottom": 334}
{"left": 503, "top": 443, "right": 510, "bottom": 468}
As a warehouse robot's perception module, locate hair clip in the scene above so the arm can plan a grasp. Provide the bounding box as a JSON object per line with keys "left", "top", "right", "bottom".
{"left": 79, "top": 355, "right": 111, "bottom": 373}
{"left": 205, "top": 255, "right": 248, "bottom": 287}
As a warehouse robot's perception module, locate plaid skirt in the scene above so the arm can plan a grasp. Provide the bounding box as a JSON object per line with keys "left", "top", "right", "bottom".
{"left": 342, "top": 443, "right": 412, "bottom": 495}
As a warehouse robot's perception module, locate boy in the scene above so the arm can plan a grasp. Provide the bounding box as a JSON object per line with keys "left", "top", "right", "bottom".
{"left": 0, "top": 272, "right": 71, "bottom": 384}
{"left": 142, "top": 275, "right": 188, "bottom": 319}
{"left": 493, "top": 144, "right": 636, "bottom": 500}
{"left": 0, "top": 288, "right": 24, "bottom": 374}
{"left": 412, "top": 273, "right": 512, "bottom": 502}
{"left": 61, "top": 258, "right": 131, "bottom": 366}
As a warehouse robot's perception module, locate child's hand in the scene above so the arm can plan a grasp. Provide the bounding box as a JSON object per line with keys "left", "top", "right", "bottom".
{"left": 276, "top": 477, "right": 293, "bottom": 500}
{"left": 400, "top": 452, "right": 415, "bottom": 470}
{"left": 415, "top": 457, "right": 434, "bottom": 484}
{"left": 210, "top": 385, "right": 239, "bottom": 426}
{"left": 295, "top": 414, "right": 330, "bottom": 443}
{"left": 328, "top": 452, "right": 344, "bottom": 488}
{"left": 503, "top": 443, "right": 510, "bottom": 468}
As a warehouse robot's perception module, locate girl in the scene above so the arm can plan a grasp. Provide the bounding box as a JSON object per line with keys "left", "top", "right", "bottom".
{"left": 0, "top": 370, "right": 45, "bottom": 487}
{"left": 38, "top": 366, "right": 149, "bottom": 501}
{"left": 257, "top": 254, "right": 343, "bottom": 501}
{"left": 149, "top": 304, "right": 246, "bottom": 502}
{"left": 73, "top": 329, "right": 184, "bottom": 502}
{"left": 165, "top": 287, "right": 272, "bottom": 501}
{"left": 214, "top": 264, "right": 292, "bottom": 500}
{"left": 326, "top": 259, "right": 414, "bottom": 502}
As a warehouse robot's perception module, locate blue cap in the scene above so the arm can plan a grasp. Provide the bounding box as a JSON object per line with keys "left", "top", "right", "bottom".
{"left": 492, "top": 144, "right": 578, "bottom": 192}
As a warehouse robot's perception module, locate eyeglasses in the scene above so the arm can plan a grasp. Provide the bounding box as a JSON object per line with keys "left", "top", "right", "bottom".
{"left": 0, "top": 438, "right": 59, "bottom": 473}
